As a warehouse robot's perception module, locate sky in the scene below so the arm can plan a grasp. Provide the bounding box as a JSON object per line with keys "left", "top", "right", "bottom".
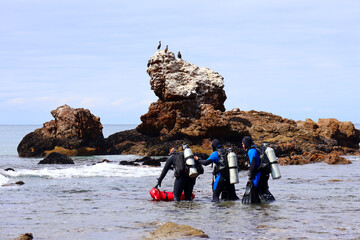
{"left": 0, "top": 0, "right": 359, "bottom": 125}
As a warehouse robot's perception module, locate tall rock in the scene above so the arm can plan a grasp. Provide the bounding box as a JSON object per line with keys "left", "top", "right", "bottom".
{"left": 18, "top": 105, "right": 105, "bottom": 157}
{"left": 130, "top": 47, "right": 359, "bottom": 161}
{"left": 137, "top": 49, "right": 227, "bottom": 140}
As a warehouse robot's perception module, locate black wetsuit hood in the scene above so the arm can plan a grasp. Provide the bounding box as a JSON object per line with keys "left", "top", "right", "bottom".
{"left": 211, "top": 139, "right": 221, "bottom": 151}
{"left": 242, "top": 136, "right": 254, "bottom": 150}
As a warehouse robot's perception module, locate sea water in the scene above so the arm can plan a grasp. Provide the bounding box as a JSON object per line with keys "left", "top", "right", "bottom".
{"left": 1, "top": 125, "right": 360, "bottom": 240}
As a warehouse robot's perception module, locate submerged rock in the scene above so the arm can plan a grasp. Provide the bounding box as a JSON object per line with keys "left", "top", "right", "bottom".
{"left": 119, "top": 161, "right": 140, "bottom": 166}
{"left": 18, "top": 105, "right": 105, "bottom": 157}
{"left": 2, "top": 181, "right": 25, "bottom": 187}
{"left": 151, "top": 222, "right": 208, "bottom": 239}
{"left": 134, "top": 156, "right": 162, "bottom": 166}
{"left": 15, "top": 233, "right": 33, "bottom": 240}
{"left": 141, "top": 157, "right": 161, "bottom": 167}
{"left": 5, "top": 168, "right": 15, "bottom": 171}
{"left": 38, "top": 152, "right": 74, "bottom": 164}
{"left": 325, "top": 153, "right": 351, "bottom": 164}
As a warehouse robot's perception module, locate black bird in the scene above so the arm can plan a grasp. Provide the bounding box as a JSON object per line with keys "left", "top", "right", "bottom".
{"left": 157, "top": 41, "right": 161, "bottom": 50}
{"left": 164, "top": 45, "right": 168, "bottom": 53}
{"left": 147, "top": 61, "right": 150, "bottom": 67}
{"left": 177, "top": 51, "right": 182, "bottom": 59}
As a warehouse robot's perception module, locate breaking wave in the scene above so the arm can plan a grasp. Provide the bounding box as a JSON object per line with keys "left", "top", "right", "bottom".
{"left": 0, "top": 162, "right": 162, "bottom": 179}
{"left": 0, "top": 173, "right": 9, "bottom": 185}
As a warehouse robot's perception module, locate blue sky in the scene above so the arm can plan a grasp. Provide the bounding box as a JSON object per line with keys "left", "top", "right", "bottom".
{"left": 1, "top": 0, "right": 359, "bottom": 125}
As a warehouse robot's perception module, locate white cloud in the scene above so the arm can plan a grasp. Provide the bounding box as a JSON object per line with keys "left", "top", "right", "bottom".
{"left": 111, "top": 99, "right": 126, "bottom": 106}
{"left": 5, "top": 98, "right": 25, "bottom": 104}
{"left": 79, "top": 98, "right": 106, "bottom": 108}
{"left": 139, "top": 99, "right": 154, "bottom": 106}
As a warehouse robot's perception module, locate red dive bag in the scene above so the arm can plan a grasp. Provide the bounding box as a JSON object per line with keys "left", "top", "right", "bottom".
{"left": 149, "top": 187, "right": 195, "bottom": 201}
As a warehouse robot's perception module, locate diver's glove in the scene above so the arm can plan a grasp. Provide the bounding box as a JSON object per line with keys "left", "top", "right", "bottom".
{"left": 155, "top": 178, "right": 162, "bottom": 188}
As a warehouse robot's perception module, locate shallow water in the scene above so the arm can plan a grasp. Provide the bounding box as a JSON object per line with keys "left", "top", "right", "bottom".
{"left": 1, "top": 125, "right": 360, "bottom": 239}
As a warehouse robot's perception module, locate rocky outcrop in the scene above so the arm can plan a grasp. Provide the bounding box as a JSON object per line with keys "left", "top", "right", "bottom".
{"left": 38, "top": 152, "right": 75, "bottom": 164}
{"left": 325, "top": 152, "right": 352, "bottom": 164}
{"left": 106, "top": 49, "right": 359, "bottom": 165}
{"left": 150, "top": 222, "right": 209, "bottom": 239}
{"left": 18, "top": 105, "right": 105, "bottom": 157}
{"left": 18, "top": 49, "right": 360, "bottom": 167}
{"left": 137, "top": 49, "right": 226, "bottom": 140}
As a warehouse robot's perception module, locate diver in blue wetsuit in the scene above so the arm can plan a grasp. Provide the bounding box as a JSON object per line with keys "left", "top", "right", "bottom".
{"left": 242, "top": 136, "right": 261, "bottom": 188}
{"left": 242, "top": 136, "right": 261, "bottom": 203}
{"left": 195, "top": 139, "right": 239, "bottom": 202}
{"left": 242, "top": 136, "right": 274, "bottom": 203}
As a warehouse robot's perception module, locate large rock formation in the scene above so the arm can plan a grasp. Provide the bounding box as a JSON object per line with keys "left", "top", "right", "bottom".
{"left": 106, "top": 48, "right": 359, "bottom": 165}
{"left": 18, "top": 49, "right": 360, "bottom": 166}
{"left": 18, "top": 105, "right": 105, "bottom": 157}
{"left": 137, "top": 49, "right": 226, "bottom": 140}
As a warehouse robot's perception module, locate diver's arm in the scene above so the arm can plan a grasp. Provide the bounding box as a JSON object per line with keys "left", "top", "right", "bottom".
{"left": 248, "top": 156, "right": 257, "bottom": 180}
{"left": 158, "top": 154, "right": 175, "bottom": 182}
{"left": 248, "top": 149, "right": 258, "bottom": 180}
{"left": 199, "top": 159, "right": 212, "bottom": 166}
{"left": 198, "top": 151, "right": 218, "bottom": 166}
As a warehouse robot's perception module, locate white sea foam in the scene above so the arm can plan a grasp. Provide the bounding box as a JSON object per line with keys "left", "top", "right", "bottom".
{"left": 0, "top": 173, "right": 9, "bottom": 185}
{"left": 0, "top": 162, "right": 162, "bottom": 179}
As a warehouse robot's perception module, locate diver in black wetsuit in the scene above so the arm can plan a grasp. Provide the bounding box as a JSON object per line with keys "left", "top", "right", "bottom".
{"left": 195, "top": 139, "right": 239, "bottom": 202}
{"left": 156, "top": 147, "right": 196, "bottom": 201}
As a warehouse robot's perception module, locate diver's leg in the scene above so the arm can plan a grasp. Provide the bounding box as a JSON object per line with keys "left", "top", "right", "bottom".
{"left": 184, "top": 178, "right": 195, "bottom": 200}
{"left": 212, "top": 175, "right": 225, "bottom": 202}
{"left": 173, "top": 177, "right": 182, "bottom": 201}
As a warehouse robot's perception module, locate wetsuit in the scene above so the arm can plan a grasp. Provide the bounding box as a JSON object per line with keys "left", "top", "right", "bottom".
{"left": 199, "top": 147, "right": 239, "bottom": 202}
{"left": 247, "top": 145, "right": 261, "bottom": 188}
{"left": 157, "top": 152, "right": 195, "bottom": 201}
{"left": 247, "top": 145, "right": 272, "bottom": 201}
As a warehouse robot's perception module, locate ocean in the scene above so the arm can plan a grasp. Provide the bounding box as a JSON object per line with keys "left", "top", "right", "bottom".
{"left": 1, "top": 124, "right": 360, "bottom": 240}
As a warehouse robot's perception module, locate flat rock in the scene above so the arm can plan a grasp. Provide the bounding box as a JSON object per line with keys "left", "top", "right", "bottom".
{"left": 151, "top": 222, "right": 208, "bottom": 239}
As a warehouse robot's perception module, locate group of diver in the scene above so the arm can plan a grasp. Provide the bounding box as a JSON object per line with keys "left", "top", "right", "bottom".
{"left": 155, "top": 136, "right": 279, "bottom": 203}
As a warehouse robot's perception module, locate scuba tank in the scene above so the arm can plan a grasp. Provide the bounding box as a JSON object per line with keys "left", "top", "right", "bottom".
{"left": 227, "top": 149, "right": 239, "bottom": 184}
{"left": 265, "top": 147, "right": 281, "bottom": 179}
{"left": 183, "top": 145, "right": 198, "bottom": 178}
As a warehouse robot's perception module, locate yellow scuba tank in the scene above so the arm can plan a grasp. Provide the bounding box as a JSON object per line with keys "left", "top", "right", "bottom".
{"left": 265, "top": 147, "right": 281, "bottom": 179}
{"left": 183, "top": 145, "right": 198, "bottom": 178}
{"left": 227, "top": 150, "right": 239, "bottom": 184}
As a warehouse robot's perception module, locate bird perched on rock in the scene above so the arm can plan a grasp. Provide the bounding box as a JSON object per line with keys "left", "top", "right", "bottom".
{"left": 157, "top": 41, "right": 161, "bottom": 50}
{"left": 164, "top": 45, "right": 168, "bottom": 53}
{"left": 177, "top": 51, "right": 182, "bottom": 59}
{"left": 147, "top": 61, "right": 151, "bottom": 67}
